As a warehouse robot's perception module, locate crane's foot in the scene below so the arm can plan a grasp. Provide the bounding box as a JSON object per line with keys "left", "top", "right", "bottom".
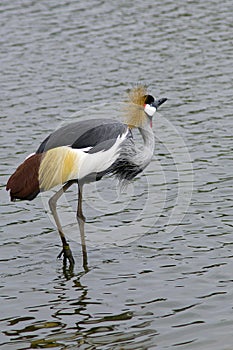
{"left": 57, "top": 244, "right": 75, "bottom": 267}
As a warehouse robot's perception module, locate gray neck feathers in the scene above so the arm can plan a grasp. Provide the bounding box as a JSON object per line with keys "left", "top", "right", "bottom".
{"left": 133, "top": 120, "right": 155, "bottom": 170}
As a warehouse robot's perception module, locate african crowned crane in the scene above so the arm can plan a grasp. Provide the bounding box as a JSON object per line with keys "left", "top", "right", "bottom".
{"left": 6, "top": 86, "right": 167, "bottom": 268}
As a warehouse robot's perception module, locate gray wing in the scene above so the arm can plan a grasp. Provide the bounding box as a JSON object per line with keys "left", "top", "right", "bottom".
{"left": 36, "top": 118, "right": 129, "bottom": 153}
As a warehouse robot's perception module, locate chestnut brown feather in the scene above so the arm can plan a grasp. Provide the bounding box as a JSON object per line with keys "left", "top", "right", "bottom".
{"left": 6, "top": 153, "right": 42, "bottom": 201}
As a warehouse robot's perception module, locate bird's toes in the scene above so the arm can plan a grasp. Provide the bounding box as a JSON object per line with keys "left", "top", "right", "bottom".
{"left": 57, "top": 249, "right": 64, "bottom": 259}
{"left": 57, "top": 244, "right": 75, "bottom": 267}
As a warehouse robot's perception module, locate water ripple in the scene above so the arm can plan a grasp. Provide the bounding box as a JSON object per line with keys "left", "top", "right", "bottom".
{"left": 1, "top": 0, "right": 233, "bottom": 348}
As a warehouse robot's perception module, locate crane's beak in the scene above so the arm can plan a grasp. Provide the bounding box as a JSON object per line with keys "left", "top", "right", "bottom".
{"left": 152, "top": 98, "right": 167, "bottom": 110}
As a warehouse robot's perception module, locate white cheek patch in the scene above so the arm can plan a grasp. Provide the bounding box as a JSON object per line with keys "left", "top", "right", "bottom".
{"left": 144, "top": 104, "right": 156, "bottom": 117}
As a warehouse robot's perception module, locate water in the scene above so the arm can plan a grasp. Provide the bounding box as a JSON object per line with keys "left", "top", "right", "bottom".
{"left": 0, "top": 0, "right": 232, "bottom": 349}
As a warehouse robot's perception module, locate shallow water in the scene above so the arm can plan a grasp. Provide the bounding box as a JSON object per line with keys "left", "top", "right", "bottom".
{"left": 1, "top": 0, "right": 233, "bottom": 349}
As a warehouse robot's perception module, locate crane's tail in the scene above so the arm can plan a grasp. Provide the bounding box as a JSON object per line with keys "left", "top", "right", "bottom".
{"left": 6, "top": 153, "right": 42, "bottom": 201}
{"left": 6, "top": 146, "right": 80, "bottom": 201}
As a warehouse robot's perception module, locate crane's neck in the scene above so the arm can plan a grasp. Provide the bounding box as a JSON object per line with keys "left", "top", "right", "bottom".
{"left": 136, "top": 119, "right": 155, "bottom": 170}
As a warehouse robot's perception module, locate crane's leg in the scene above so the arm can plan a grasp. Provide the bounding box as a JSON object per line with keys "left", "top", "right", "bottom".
{"left": 77, "top": 182, "right": 86, "bottom": 222}
{"left": 77, "top": 183, "right": 88, "bottom": 271}
{"left": 49, "top": 181, "right": 75, "bottom": 267}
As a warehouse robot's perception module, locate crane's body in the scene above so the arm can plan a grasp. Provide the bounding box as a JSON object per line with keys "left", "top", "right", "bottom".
{"left": 6, "top": 86, "right": 167, "bottom": 269}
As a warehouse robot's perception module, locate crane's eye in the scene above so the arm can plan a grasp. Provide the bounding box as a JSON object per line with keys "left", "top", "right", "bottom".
{"left": 144, "top": 94, "right": 155, "bottom": 105}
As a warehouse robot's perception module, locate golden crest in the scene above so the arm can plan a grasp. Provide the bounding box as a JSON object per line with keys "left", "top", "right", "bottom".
{"left": 125, "top": 85, "right": 148, "bottom": 128}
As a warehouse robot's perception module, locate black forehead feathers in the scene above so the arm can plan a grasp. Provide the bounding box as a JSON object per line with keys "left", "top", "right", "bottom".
{"left": 144, "top": 94, "right": 155, "bottom": 104}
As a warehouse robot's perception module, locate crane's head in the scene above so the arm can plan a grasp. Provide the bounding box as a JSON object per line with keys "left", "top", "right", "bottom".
{"left": 144, "top": 95, "right": 167, "bottom": 118}
{"left": 126, "top": 85, "right": 167, "bottom": 128}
